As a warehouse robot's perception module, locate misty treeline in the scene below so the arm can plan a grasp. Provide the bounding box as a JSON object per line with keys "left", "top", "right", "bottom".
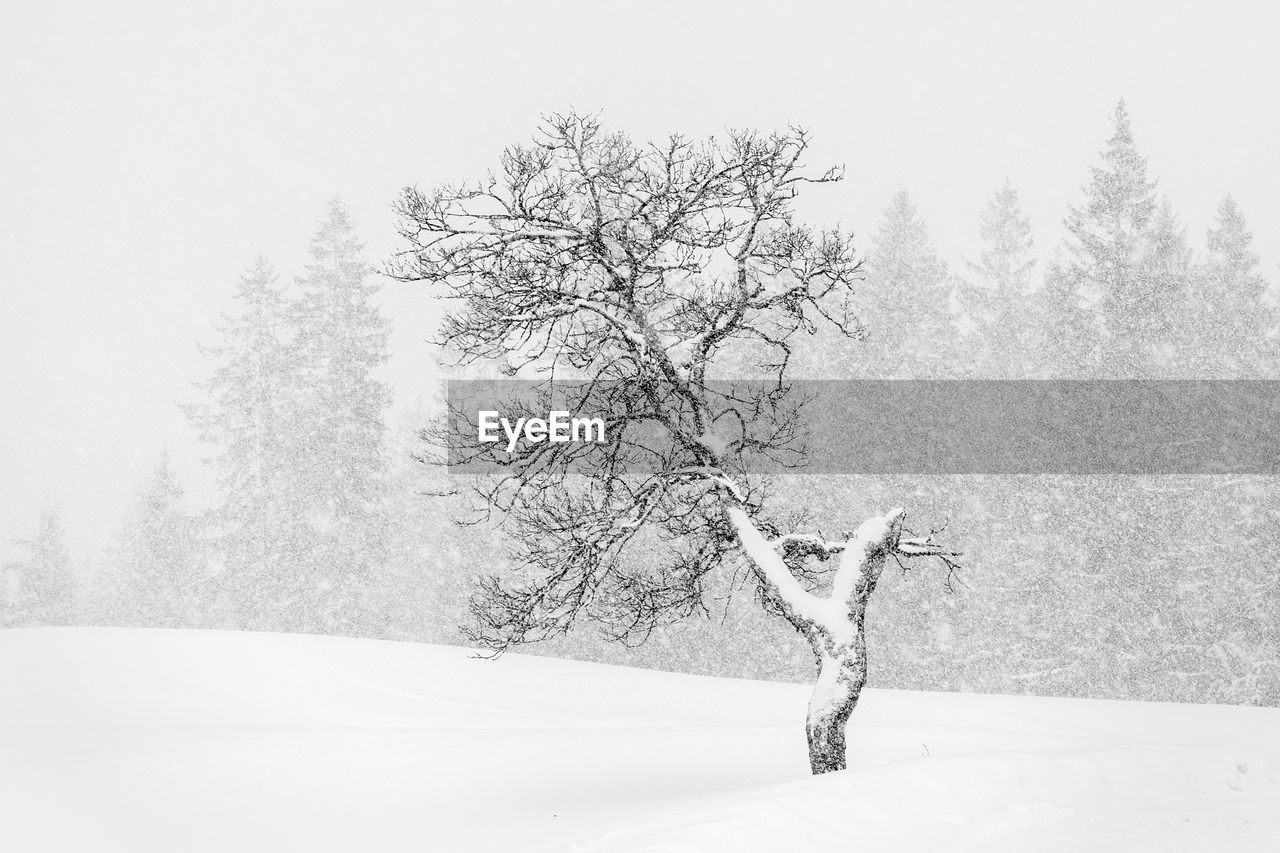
{"left": 2, "top": 102, "right": 1276, "bottom": 706}
{"left": 801, "top": 101, "right": 1275, "bottom": 382}
{"left": 2, "top": 200, "right": 464, "bottom": 644}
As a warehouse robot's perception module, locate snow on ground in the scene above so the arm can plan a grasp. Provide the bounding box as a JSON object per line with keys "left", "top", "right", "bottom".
{"left": 1, "top": 628, "right": 1277, "bottom": 852}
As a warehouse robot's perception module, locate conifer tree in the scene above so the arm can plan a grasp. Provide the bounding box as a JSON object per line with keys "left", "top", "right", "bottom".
{"left": 851, "top": 190, "right": 954, "bottom": 377}
{"left": 1136, "top": 198, "right": 1193, "bottom": 375}
{"left": 954, "top": 181, "right": 1037, "bottom": 376}
{"left": 108, "top": 451, "right": 204, "bottom": 626}
{"left": 7, "top": 510, "right": 76, "bottom": 626}
{"left": 189, "top": 205, "right": 393, "bottom": 636}
{"left": 289, "top": 199, "right": 392, "bottom": 634}
{"left": 1057, "top": 100, "right": 1160, "bottom": 376}
{"left": 1183, "top": 195, "right": 1274, "bottom": 375}
{"left": 1031, "top": 252, "right": 1098, "bottom": 377}
{"left": 187, "top": 257, "right": 311, "bottom": 629}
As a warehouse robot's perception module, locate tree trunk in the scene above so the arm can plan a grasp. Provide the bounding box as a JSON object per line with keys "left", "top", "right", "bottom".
{"left": 805, "top": 644, "right": 868, "bottom": 774}
{"left": 724, "top": 503, "right": 915, "bottom": 776}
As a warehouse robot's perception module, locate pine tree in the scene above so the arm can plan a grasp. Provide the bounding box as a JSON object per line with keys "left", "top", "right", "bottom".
{"left": 289, "top": 199, "right": 392, "bottom": 634}
{"left": 1033, "top": 253, "right": 1100, "bottom": 377}
{"left": 1183, "top": 195, "right": 1274, "bottom": 376}
{"left": 1136, "top": 198, "right": 1193, "bottom": 375}
{"left": 1058, "top": 100, "right": 1161, "bottom": 376}
{"left": 7, "top": 510, "right": 76, "bottom": 626}
{"left": 849, "top": 190, "right": 954, "bottom": 377}
{"left": 187, "top": 257, "right": 311, "bottom": 629}
{"left": 954, "top": 181, "right": 1037, "bottom": 377}
{"left": 107, "top": 451, "right": 204, "bottom": 627}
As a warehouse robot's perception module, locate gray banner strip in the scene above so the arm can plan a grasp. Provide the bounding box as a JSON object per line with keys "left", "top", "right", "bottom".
{"left": 445, "top": 380, "right": 1280, "bottom": 474}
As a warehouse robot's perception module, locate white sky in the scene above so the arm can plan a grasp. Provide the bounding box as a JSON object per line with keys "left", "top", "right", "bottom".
{"left": 2, "top": 0, "right": 1277, "bottom": 565}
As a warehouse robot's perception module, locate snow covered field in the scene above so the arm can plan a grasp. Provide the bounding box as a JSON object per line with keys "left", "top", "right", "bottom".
{"left": 1, "top": 628, "right": 1277, "bottom": 852}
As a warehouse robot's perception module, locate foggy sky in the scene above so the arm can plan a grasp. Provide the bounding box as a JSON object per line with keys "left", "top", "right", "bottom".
{"left": 2, "top": 0, "right": 1277, "bottom": 564}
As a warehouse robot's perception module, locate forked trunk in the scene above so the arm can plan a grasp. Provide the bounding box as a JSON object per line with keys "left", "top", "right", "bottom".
{"left": 724, "top": 503, "right": 911, "bottom": 776}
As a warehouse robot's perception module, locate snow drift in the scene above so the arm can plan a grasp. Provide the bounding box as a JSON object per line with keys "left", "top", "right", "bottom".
{"left": 1, "top": 628, "right": 1277, "bottom": 851}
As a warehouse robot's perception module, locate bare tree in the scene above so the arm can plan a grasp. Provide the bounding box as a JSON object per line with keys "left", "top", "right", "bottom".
{"left": 390, "top": 112, "right": 960, "bottom": 775}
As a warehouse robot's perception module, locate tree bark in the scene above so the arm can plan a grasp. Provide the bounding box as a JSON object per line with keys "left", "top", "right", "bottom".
{"left": 805, "top": 641, "right": 868, "bottom": 774}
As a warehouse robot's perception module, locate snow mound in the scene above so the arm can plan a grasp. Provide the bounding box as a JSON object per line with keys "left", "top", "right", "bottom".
{"left": 1, "top": 628, "right": 1277, "bottom": 852}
